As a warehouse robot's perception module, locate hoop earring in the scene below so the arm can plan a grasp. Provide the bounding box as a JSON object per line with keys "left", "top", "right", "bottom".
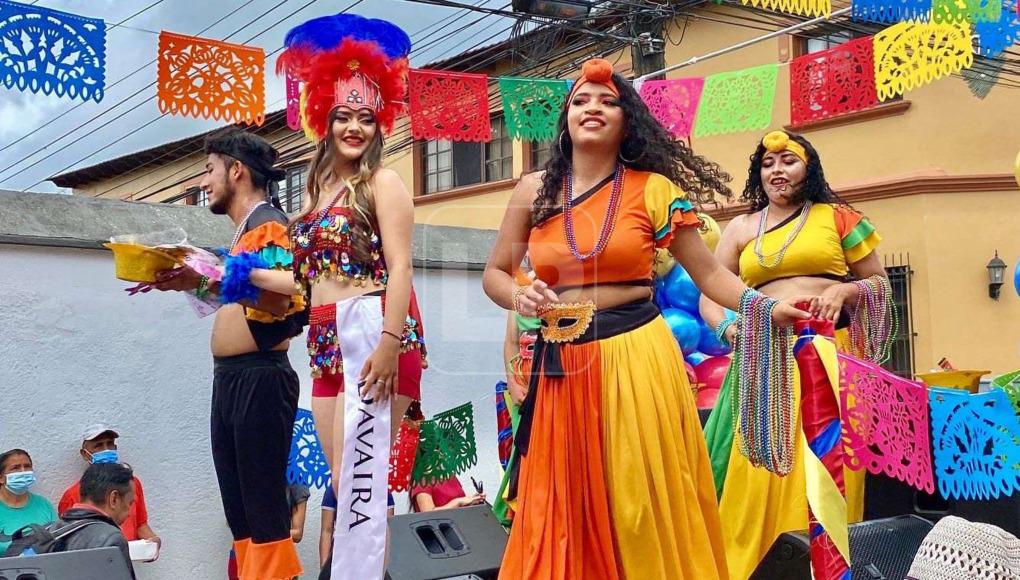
{"left": 618, "top": 149, "right": 640, "bottom": 164}
{"left": 557, "top": 131, "right": 569, "bottom": 156}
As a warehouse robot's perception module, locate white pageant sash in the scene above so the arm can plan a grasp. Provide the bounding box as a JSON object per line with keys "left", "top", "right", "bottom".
{"left": 332, "top": 295, "right": 392, "bottom": 580}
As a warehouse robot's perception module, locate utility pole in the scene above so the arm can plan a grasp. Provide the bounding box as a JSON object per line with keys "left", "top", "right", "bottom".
{"left": 630, "top": 4, "right": 667, "bottom": 80}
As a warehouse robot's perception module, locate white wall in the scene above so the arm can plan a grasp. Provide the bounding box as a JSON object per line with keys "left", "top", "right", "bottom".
{"left": 0, "top": 244, "right": 506, "bottom": 579}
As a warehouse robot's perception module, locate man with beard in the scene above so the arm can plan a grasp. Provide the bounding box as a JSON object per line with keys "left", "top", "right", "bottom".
{"left": 150, "top": 128, "right": 306, "bottom": 579}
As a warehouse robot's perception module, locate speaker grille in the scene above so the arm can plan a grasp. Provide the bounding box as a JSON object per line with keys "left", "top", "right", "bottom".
{"left": 850, "top": 515, "right": 933, "bottom": 580}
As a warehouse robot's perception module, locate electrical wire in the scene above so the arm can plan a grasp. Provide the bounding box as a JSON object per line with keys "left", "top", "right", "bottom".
{"left": 11, "top": 0, "right": 347, "bottom": 192}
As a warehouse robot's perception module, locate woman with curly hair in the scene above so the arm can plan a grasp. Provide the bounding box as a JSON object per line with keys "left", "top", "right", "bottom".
{"left": 700, "top": 130, "right": 893, "bottom": 579}
{"left": 482, "top": 59, "right": 810, "bottom": 580}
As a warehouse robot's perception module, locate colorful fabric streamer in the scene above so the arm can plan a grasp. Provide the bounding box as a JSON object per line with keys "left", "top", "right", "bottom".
{"left": 974, "top": 0, "right": 1020, "bottom": 57}
{"left": 694, "top": 64, "right": 778, "bottom": 137}
{"left": 287, "top": 408, "right": 331, "bottom": 489}
{"left": 933, "top": 0, "right": 1002, "bottom": 23}
{"left": 742, "top": 0, "right": 832, "bottom": 17}
{"left": 409, "top": 69, "right": 491, "bottom": 142}
{"left": 838, "top": 353, "right": 935, "bottom": 493}
{"left": 411, "top": 402, "right": 478, "bottom": 486}
{"left": 638, "top": 77, "right": 704, "bottom": 139}
{"left": 498, "top": 77, "right": 568, "bottom": 142}
{"left": 873, "top": 21, "right": 974, "bottom": 101}
{"left": 285, "top": 71, "right": 301, "bottom": 131}
{"left": 790, "top": 36, "right": 878, "bottom": 126}
{"left": 852, "top": 0, "right": 933, "bottom": 23}
{"left": 389, "top": 419, "right": 420, "bottom": 493}
{"left": 157, "top": 31, "right": 265, "bottom": 125}
{"left": 495, "top": 381, "right": 513, "bottom": 470}
{"left": 0, "top": 0, "right": 106, "bottom": 102}
{"left": 929, "top": 387, "right": 1020, "bottom": 500}
{"left": 794, "top": 318, "right": 850, "bottom": 580}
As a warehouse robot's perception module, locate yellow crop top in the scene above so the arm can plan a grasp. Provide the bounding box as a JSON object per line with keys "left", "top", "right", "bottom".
{"left": 738, "top": 203, "right": 881, "bottom": 289}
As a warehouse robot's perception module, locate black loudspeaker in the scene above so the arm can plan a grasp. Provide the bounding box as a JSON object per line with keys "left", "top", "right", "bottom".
{"left": 0, "top": 547, "right": 134, "bottom": 580}
{"left": 952, "top": 494, "right": 1020, "bottom": 537}
{"left": 863, "top": 472, "right": 952, "bottom": 523}
{"left": 386, "top": 504, "right": 507, "bottom": 580}
{"left": 750, "top": 515, "right": 934, "bottom": 580}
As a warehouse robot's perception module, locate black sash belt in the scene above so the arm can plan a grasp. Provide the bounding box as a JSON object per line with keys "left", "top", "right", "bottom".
{"left": 508, "top": 300, "right": 661, "bottom": 500}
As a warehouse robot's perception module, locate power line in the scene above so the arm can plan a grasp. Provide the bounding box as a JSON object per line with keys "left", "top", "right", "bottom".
{"left": 10, "top": 0, "right": 339, "bottom": 191}
{"left": 0, "top": 0, "right": 178, "bottom": 155}
{"left": 89, "top": 0, "right": 509, "bottom": 201}
{"left": 88, "top": 0, "right": 495, "bottom": 202}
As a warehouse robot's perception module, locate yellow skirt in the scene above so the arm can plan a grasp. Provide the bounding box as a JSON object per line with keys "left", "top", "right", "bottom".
{"left": 501, "top": 315, "right": 728, "bottom": 579}
{"left": 715, "top": 332, "right": 865, "bottom": 580}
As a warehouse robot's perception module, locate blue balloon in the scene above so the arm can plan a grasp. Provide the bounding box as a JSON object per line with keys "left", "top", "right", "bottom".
{"left": 662, "top": 308, "right": 701, "bottom": 355}
{"left": 654, "top": 277, "right": 669, "bottom": 309}
{"left": 698, "top": 321, "right": 732, "bottom": 357}
{"left": 1014, "top": 260, "right": 1020, "bottom": 298}
{"left": 686, "top": 351, "right": 708, "bottom": 366}
{"left": 663, "top": 264, "right": 701, "bottom": 312}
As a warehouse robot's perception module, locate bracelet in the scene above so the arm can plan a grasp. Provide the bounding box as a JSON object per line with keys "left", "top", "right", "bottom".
{"left": 196, "top": 276, "right": 211, "bottom": 300}
{"left": 381, "top": 329, "right": 403, "bottom": 343}
{"left": 714, "top": 316, "right": 738, "bottom": 346}
{"left": 511, "top": 286, "right": 528, "bottom": 314}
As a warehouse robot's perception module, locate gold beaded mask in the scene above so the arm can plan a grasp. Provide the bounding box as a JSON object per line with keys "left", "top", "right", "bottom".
{"left": 538, "top": 302, "right": 596, "bottom": 343}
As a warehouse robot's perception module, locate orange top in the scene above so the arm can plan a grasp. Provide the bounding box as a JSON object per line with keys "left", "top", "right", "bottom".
{"left": 529, "top": 170, "right": 700, "bottom": 289}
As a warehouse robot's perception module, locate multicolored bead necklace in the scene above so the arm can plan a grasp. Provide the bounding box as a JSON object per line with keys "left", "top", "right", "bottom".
{"left": 849, "top": 274, "right": 898, "bottom": 364}
{"left": 731, "top": 288, "right": 796, "bottom": 476}
{"left": 562, "top": 165, "right": 625, "bottom": 261}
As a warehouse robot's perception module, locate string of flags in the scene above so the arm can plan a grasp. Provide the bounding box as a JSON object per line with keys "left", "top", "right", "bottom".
{"left": 286, "top": 402, "right": 479, "bottom": 492}
{"left": 840, "top": 356, "right": 1020, "bottom": 502}
{"left": 0, "top": 0, "right": 1017, "bottom": 136}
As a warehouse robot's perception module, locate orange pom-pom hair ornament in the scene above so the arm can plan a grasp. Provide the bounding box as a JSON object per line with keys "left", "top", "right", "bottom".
{"left": 565, "top": 58, "right": 619, "bottom": 105}
{"left": 276, "top": 13, "right": 411, "bottom": 141}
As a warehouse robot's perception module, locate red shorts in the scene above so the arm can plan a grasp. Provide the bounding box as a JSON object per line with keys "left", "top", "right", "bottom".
{"left": 311, "top": 349, "right": 423, "bottom": 399}
{"left": 308, "top": 290, "right": 426, "bottom": 400}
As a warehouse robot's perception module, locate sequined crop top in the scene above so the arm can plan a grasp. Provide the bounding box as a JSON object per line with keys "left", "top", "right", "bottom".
{"left": 291, "top": 206, "right": 389, "bottom": 293}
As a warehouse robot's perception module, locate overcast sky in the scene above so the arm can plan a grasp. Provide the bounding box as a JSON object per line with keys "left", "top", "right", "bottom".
{"left": 0, "top": 0, "right": 513, "bottom": 193}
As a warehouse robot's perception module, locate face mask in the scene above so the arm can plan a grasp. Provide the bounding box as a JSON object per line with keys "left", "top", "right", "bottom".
{"left": 89, "top": 450, "right": 119, "bottom": 465}
{"left": 5, "top": 471, "right": 36, "bottom": 495}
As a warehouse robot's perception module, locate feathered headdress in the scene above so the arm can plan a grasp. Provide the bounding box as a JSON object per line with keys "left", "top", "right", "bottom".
{"left": 277, "top": 13, "right": 411, "bottom": 140}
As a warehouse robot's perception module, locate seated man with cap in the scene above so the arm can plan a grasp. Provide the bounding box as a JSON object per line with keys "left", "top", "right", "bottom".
{"left": 57, "top": 424, "right": 159, "bottom": 545}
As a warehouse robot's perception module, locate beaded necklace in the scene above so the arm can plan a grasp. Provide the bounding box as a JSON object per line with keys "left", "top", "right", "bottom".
{"left": 731, "top": 288, "right": 796, "bottom": 476}
{"left": 849, "top": 275, "right": 899, "bottom": 364}
{"left": 562, "top": 165, "right": 625, "bottom": 261}
{"left": 753, "top": 201, "right": 813, "bottom": 270}
{"left": 298, "top": 186, "right": 349, "bottom": 248}
{"left": 229, "top": 201, "right": 267, "bottom": 251}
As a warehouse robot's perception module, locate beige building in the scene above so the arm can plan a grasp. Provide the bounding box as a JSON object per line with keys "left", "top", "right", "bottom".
{"left": 52, "top": 5, "right": 1020, "bottom": 378}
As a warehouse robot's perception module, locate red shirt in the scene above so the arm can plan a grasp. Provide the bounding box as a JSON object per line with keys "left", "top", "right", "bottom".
{"left": 411, "top": 477, "right": 466, "bottom": 512}
{"left": 58, "top": 476, "right": 148, "bottom": 541}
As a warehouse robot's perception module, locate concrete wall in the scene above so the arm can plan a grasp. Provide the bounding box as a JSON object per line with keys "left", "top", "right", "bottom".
{"left": 0, "top": 193, "right": 507, "bottom": 579}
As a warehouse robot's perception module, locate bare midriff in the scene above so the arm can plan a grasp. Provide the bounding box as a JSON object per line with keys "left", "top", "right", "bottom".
{"left": 554, "top": 284, "right": 653, "bottom": 311}
{"left": 757, "top": 275, "right": 841, "bottom": 302}
{"left": 210, "top": 305, "right": 290, "bottom": 357}
{"left": 309, "top": 278, "right": 386, "bottom": 308}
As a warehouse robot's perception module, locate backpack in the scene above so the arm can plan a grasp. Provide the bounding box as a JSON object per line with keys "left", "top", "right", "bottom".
{"left": 2, "top": 520, "right": 101, "bottom": 557}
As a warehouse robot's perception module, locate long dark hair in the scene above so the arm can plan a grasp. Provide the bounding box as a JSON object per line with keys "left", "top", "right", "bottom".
{"left": 532, "top": 72, "right": 732, "bottom": 225}
{"left": 741, "top": 131, "right": 845, "bottom": 212}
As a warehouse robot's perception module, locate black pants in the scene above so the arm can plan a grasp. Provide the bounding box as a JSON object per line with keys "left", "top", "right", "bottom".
{"left": 211, "top": 351, "right": 299, "bottom": 544}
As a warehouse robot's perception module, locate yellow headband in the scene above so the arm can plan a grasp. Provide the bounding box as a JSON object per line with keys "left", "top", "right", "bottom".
{"left": 762, "top": 131, "right": 808, "bottom": 164}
